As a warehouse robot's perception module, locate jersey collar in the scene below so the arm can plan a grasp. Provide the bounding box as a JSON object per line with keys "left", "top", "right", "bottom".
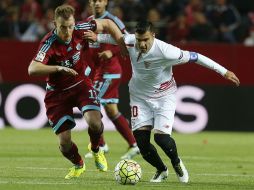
{"left": 96, "top": 11, "right": 108, "bottom": 19}
{"left": 54, "top": 29, "right": 72, "bottom": 45}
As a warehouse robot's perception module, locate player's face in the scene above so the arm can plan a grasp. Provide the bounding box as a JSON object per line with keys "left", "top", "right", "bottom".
{"left": 89, "top": 0, "right": 108, "bottom": 16}
{"left": 55, "top": 15, "right": 75, "bottom": 42}
{"left": 135, "top": 31, "right": 155, "bottom": 53}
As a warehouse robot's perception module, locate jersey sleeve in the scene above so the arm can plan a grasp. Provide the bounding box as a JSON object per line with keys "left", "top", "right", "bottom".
{"left": 75, "top": 20, "right": 97, "bottom": 32}
{"left": 33, "top": 39, "right": 54, "bottom": 64}
{"left": 159, "top": 40, "right": 227, "bottom": 75}
{"left": 159, "top": 40, "right": 189, "bottom": 65}
{"left": 97, "top": 33, "right": 135, "bottom": 47}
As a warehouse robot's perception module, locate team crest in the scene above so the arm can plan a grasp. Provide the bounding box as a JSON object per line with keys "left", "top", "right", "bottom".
{"left": 144, "top": 61, "right": 151, "bottom": 68}
{"left": 35, "top": 51, "right": 46, "bottom": 62}
{"left": 76, "top": 43, "right": 82, "bottom": 50}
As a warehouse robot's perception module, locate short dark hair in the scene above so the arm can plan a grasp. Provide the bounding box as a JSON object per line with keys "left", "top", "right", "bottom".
{"left": 55, "top": 4, "right": 75, "bottom": 20}
{"left": 135, "top": 21, "right": 155, "bottom": 34}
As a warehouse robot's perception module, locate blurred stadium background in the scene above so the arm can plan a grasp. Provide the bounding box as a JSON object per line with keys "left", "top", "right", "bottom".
{"left": 0, "top": 0, "right": 254, "bottom": 189}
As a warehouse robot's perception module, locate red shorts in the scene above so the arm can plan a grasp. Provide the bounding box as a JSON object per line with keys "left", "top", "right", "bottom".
{"left": 44, "top": 80, "right": 100, "bottom": 134}
{"left": 93, "top": 73, "right": 121, "bottom": 105}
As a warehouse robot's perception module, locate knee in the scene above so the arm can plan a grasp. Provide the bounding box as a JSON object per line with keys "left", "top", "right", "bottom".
{"left": 85, "top": 112, "right": 102, "bottom": 132}
{"left": 58, "top": 134, "right": 72, "bottom": 152}
{"left": 88, "top": 120, "right": 102, "bottom": 133}
{"left": 104, "top": 105, "right": 119, "bottom": 119}
{"left": 58, "top": 130, "right": 71, "bottom": 145}
{"left": 154, "top": 133, "right": 175, "bottom": 148}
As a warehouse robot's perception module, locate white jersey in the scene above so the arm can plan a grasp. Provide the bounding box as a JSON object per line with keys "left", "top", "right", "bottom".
{"left": 125, "top": 34, "right": 189, "bottom": 98}
{"left": 97, "top": 34, "right": 228, "bottom": 99}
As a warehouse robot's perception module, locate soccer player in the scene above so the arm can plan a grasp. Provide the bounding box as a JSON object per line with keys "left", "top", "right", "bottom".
{"left": 83, "top": 0, "right": 139, "bottom": 160}
{"left": 83, "top": 21, "right": 240, "bottom": 183}
{"left": 28, "top": 4, "right": 127, "bottom": 179}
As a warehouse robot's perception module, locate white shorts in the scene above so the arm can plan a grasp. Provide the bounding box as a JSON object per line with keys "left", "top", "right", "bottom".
{"left": 130, "top": 93, "right": 176, "bottom": 135}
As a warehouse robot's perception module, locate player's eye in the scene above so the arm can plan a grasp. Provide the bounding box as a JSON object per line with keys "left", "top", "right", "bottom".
{"left": 69, "top": 25, "right": 74, "bottom": 29}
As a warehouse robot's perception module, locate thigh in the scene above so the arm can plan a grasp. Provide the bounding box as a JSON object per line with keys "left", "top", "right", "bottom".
{"left": 94, "top": 74, "right": 121, "bottom": 105}
{"left": 45, "top": 91, "right": 75, "bottom": 134}
{"left": 130, "top": 95, "right": 153, "bottom": 131}
{"left": 76, "top": 81, "right": 101, "bottom": 114}
{"left": 154, "top": 94, "right": 176, "bottom": 135}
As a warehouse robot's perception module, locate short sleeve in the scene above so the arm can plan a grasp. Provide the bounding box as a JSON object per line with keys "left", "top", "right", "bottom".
{"left": 33, "top": 41, "right": 52, "bottom": 64}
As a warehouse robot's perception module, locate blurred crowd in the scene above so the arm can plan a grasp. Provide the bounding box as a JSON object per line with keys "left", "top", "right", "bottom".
{"left": 1, "top": 0, "right": 254, "bottom": 45}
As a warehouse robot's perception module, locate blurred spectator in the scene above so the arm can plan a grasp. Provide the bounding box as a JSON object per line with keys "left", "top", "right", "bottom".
{"left": 167, "top": 13, "right": 190, "bottom": 43}
{"left": 206, "top": 0, "right": 241, "bottom": 43}
{"left": 244, "top": 27, "right": 254, "bottom": 46}
{"left": 185, "top": 0, "right": 204, "bottom": 26}
{"left": 147, "top": 8, "right": 166, "bottom": 40}
{"left": 188, "top": 12, "right": 217, "bottom": 42}
{"left": 81, "top": 2, "right": 93, "bottom": 20}
{"left": 120, "top": 0, "right": 146, "bottom": 21}
{"left": 20, "top": 0, "right": 43, "bottom": 22}
{"left": 112, "top": 6, "right": 124, "bottom": 20}
{"left": 0, "top": 0, "right": 252, "bottom": 44}
{"left": 157, "top": 0, "right": 183, "bottom": 22}
{"left": 64, "top": 0, "right": 82, "bottom": 20}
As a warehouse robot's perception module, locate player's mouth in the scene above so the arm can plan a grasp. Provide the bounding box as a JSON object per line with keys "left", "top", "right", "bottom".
{"left": 95, "top": 7, "right": 101, "bottom": 11}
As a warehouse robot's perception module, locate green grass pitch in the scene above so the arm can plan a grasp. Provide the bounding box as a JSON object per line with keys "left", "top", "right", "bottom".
{"left": 0, "top": 128, "right": 254, "bottom": 190}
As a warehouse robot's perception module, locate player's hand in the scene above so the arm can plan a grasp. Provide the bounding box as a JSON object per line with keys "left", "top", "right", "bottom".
{"left": 98, "top": 50, "right": 113, "bottom": 61}
{"left": 116, "top": 37, "right": 129, "bottom": 57}
{"left": 224, "top": 70, "right": 240, "bottom": 86}
{"left": 56, "top": 66, "right": 78, "bottom": 76}
{"left": 83, "top": 30, "right": 97, "bottom": 42}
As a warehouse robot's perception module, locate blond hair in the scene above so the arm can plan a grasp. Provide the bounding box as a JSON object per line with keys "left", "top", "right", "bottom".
{"left": 55, "top": 4, "right": 75, "bottom": 20}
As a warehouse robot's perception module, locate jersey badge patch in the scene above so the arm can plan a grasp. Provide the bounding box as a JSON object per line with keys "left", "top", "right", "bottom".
{"left": 35, "top": 51, "right": 46, "bottom": 62}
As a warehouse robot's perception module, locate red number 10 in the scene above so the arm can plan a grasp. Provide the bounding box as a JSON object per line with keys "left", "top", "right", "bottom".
{"left": 131, "top": 106, "right": 138, "bottom": 117}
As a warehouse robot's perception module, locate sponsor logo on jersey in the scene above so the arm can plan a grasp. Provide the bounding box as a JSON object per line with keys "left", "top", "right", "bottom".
{"left": 35, "top": 51, "right": 46, "bottom": 62}
{"left": 144, "top": 61, "right": 151, "bottom": 68}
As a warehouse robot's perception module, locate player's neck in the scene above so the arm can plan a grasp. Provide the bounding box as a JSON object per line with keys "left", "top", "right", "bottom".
{"left": 95, "top": 10, "right": 106, "bottom": 18}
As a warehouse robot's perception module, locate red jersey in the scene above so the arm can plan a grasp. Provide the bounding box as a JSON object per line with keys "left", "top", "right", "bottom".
{"left": 33, "top": 21, "right": 96, "bottom": 90}
{"left": 83, "top": 11, "right": 127, "bottom": 79}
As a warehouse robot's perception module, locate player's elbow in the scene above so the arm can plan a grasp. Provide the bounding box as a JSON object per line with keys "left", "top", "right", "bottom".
{"left": 28, "top": 62, "right": 37, "bottom": 76}
{"left": 103, "top": 19, "right": 114, "bottom": 30}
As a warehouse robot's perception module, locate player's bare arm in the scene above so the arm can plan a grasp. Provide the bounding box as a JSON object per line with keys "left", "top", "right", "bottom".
{"left": 28, "top": 61, "right": 78, "bottom": 76}
{"left": 90, "top": 19, "right": 128, "bottom": 56}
